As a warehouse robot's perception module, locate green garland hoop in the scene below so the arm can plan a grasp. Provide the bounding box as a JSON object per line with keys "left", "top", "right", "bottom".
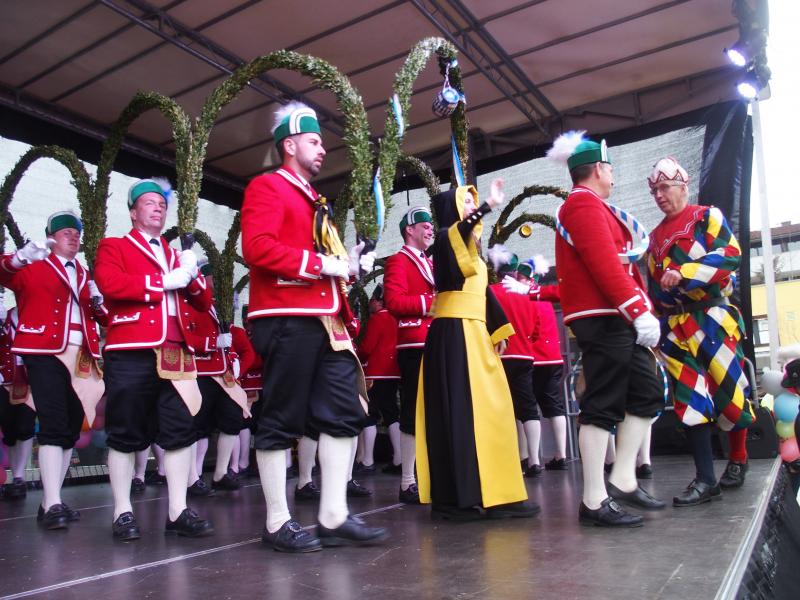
{"left": 398, "top": 153, "right": 441, "bottom": 199}
{"left": 489, "top": 184, "right": 568, "bottom": 247}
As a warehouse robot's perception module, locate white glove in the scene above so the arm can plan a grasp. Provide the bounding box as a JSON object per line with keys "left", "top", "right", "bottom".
{"left": 162, "top": 268, "right": 192, "bottom": 290}
{"left": 178, "top": 250, "right": 199, "bottom": 278}
{"left": 633, "top": 312, "right": 661, "bottom": 348}
{"left": 232, "top": 358, "right": 241, "bottom": 380}
{"left": 216, "top": 332, "right": 232, "bottom": 349}
{"left": 320, "top": 254, "right": 350, "bottom": 279}
{"left": 13, "top": 239, "right": 53, "bottom": 266}
{"left": 486, "top": 178, "right": 506, "bottom": 209}
{"left": 87, "top": 280, "right": 103, "bottom": 304}
{"left": 502, "top": 275, "right": 530, "bottom": 295}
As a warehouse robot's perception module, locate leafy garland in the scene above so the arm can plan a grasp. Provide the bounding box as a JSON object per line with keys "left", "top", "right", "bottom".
{"left": 488, "top": 184, "right": 568, "bottom": 247}
{"left": 398, "top": 153, "right": 441, "bottom": 199}
{"left": 347, "top": 265, "right": 386, "bottom": 336}
{"left": 214, "top": 212, "right": 240, "bottom": 325}
{"left": 4, "top": 213, "right": 25, "bottom": 249}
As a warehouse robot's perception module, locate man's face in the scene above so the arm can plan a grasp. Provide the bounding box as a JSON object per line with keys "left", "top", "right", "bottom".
{"left": 130, "top": 192, "right": 167, "bottom": 233}
{"left": 651, "top": 182, "right": 689, "bottom": 218}
{"left": 49, "top": 228, "right": 80, "bottom": 259}
{"left": 596, "top": 162, "right": 614, "bottom": 199}
{"left": 287, "top": 133, "right": 326, "bottom": 177}
{"left": 405, "top": 221, "right": 434, "bottom": 250}
{"left": 516, "top": 273, "right": 531, "bottom": 284}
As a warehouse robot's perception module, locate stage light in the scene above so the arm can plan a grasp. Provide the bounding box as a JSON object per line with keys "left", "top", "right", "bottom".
{"left": 737, "top": 77, "right": 758, "bottom": 100}
{"left": 725, "top": 43, "right": 747, "bottom": 67}
{"left": 736, "top": 62, "right": 771, "bottom": 100}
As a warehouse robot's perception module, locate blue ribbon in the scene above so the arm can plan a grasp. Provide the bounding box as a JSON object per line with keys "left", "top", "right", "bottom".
{"left": 372, "top": 166, "right": 385, "bottom": 241}
{"left": 391, "top": 93, "right": 405, "bottom": 138}
{"left": 451, "top": 135, "right": 465, "bottom": 187}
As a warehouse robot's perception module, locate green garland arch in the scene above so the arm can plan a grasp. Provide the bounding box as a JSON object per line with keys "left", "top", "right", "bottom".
{"left": 398, "top": 153, "right": 441, "bottom": 200}
{"left": 488, "top": 184, "right": 568, "bottom": 247}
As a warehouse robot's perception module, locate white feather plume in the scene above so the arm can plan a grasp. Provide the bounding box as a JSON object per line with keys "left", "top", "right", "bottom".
{"left": 778, "top": 343, "right": 800, "bottom": 361}
{"left": 487, "top": 244, "right": 512, "bottom": 272}
{"left": 546, "top": 130, "right": 586, "bottom": 165}
{"left": 530, "top": 254, "right": 550, "bottom": 275}
{"left": 150, "top": 176, "right": 174, "bottom": 204}
{"left": 271, "top": 100, "right": 312, "bottom": 134}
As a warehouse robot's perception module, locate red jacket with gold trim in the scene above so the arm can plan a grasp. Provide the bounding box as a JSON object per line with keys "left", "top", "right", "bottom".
{"left": 183, "top": 305, "right": 232, "bottom": 376}
{"left": 383, "top": 246, "right": 435, "bottom": 349}
{"left": 490, "top": 283, "right": 540, "bottom": 362}
{"left": 94, "top": 229, "right": 212, "bottom": 352}
{"left": 0, "top": 253, "right": 108, "bottom": 358}
{"left": 357, "top": 309, "right": 400, "bottom": 379}
{"left": 0, "top": 311, "right": 16, "bottom": 384}
{"left": 242, "top": 168, "right": 346, "bottom": 319}
{"left": 555, "top": 186, "right": 652, "bottom": 325}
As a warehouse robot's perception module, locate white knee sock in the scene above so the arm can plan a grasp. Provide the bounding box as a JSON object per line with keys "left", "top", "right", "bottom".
{"left": 522, "top": 420, "right": 542, "bottom": 466}
{"left": 297, "top": 436, "right": 318, "bottom": 488}
{"left": 256, "top": 449, "right": 290, "bottom": 533}
{"left": 11, "top": 438, "right": 33, "bottom": 480}
{"left": 638, "top": 418, "right": 658, "bottom": 466}
{"left": 516, "top": 420, "right": 528, "bottom": 463}
{"left": 195, "top": 437, "right": 209, "bottom": 478}
{"left": 61, "top": 448, "right": 72, "bottom": 481}
{"left": 164, "top": 446, "right": 191, "bottom": 521}
{"left": 39, "top": 445, "right": 65, "bottom": 510}
{"left": 214, "top": 433, "right": 238, "bottom": 482}
{"left": 318, "top": 434, "right": 352, "bottom": 529}
{"left": 387, "top": 422, "right": 401, "bottom": 466}
{"left": 151, "top": 443, "right": 166, "bottom": 475}
{"left": 133, "top": 449, "right": 149, "bottom": 480}
{"left": 605, "top": 434, "right": 617, "bottom": 465}
{"left": 579, "top": 425, "right": 610, "bottom": 510}
{"left": 285, "top": 447, "right": 293, "bottom": 468}
{"left": 360, "top": 425, "right": 377, "bottom": 467}
{"left": 238, "top": 430, "right": 251, "bottom": 470}
{"left": 107, "top": 449, "right": 135, "bottom": 520}
{"left": 549, "top": 416, "right": 568, "bottom": 459}
{"left": 349, "top": 436, "right": 358, "bottom": 479}
{"left": 229, "top": 436, "right": 241, "bottom": 473}
{"left": 400, "top": 432, "right": 417, "bottom": 490}
{"left": 609, "top": 414, "right": 652, "bottom": 493}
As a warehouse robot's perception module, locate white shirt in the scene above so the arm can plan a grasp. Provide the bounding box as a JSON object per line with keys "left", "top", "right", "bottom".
{"left": 55, "top": 254, "right": 83, "bottom": 346}
{"left": 141, "top": 233, "right": 178, "bottom": 317}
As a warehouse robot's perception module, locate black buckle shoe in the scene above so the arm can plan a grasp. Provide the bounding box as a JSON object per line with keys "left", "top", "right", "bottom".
{"left": 112, "top": 511, "right": 141, "bottom": 541}
{"left": 524, "top": 464, "right": 544, "bottom": 478}
{"left": 317, "top": 515, "right": 388, "bottom": 547}
{"left": 353, "top": 462, "right": 377, "bottom": 477}
{"left": 261, "top": 520, "right": 322, "bottom": 553}
{"left": 294, "top": 481, "right": 321, "bottom": 501}
{"left": 382, "top": 463, "right": 402, "bottom": 475}
{"left": 61, "top": 502, "right": 81, "bottom": 521}
{"left": 131, "top": 477, "right": 146, "bottom": 494}
{"left": 719, "top": 461, "right": 748, "bottom": 489}
{"left": 431, "top": 505, "right": 485, "bottom": 521}
{"left": 635, "top": 464, "right": 653, "bottom": 479}
{"left": 544, "top": 457, "right": 568, "bottom": 471}
{"left": 399, "top": 483, "right": 420, "bottom": 504}
{"left": 607, "top": 482, "right": 666, "bottom": 510}
{"left": 165, "top": 508, "right": 214, "bottom": 537}
{"left": 3, "top": 478, "right": 27, "bottom": 499}
{"left": 144, "top": 471, "right": 167, "bottom": 485}
{"left": 212, "top": 473, "right": 241, "bottom": 491}
{"left": 347, "top": 479, "right": 373, "bottom": 497}
{"left": 579, "top": 498, "right": 644, "bottom": 527}
{"left": 187, "top": 478, "right": 215, "bottom": 497}
{"left": 37, "top": 504, "right": 69, "bottom": 530}
{"left": 486, "top": 501, "right": 541, "bottom": 519}
{"left": 673, "top": 479, "right": 721, "bottom": 507}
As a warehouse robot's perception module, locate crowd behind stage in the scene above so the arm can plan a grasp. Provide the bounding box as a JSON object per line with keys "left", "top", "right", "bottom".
{"left": 2, "top": 100, "right": 790, "bottom": 552}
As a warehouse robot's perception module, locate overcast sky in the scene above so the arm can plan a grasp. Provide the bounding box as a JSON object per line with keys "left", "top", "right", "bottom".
{"left": 749, "top": 0, "right": 798, "bottom": 230}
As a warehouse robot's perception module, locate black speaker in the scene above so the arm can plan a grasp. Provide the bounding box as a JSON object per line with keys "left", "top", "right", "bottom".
{"left": 717, "top": 406, "right": 779, "bottom": 460}
{"left": 651, "top": 410, "right": 691, "bottom": 455}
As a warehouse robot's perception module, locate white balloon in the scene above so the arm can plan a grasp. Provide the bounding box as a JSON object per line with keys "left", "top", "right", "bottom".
{"left": 761, "top": 369, "right": 785, "bottom": 396}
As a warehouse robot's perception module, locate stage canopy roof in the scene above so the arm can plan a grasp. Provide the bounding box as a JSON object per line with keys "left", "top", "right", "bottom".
{"left": 1, "top": 0, "right": 747, "bottom": 204}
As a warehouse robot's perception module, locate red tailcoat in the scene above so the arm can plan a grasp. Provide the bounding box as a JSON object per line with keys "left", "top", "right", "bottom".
{"left": 230, "top": 325, "right": 256, "bottom": 381}
{"left": 490, "top": 283, "right": 540, "bottom": 362}
{"left": 183, "top": 306, "right": 232, "bottom": 376}
{"left": 94, "top": 229, "right": 212, "bottom": 352}
{"left": 0, "top": 253, "right": 107, "bottom": 357}
{"left": 357, "top": 309, "right": 400, "bottom": 379}
{"left": 528, "top": 284, "right": 564, "bottom": 365}
{"left": 555, "top": 186, "right": 652, "bottom": 325}
{"left": 0, "top": 312, "right": 16, "bottom": 384}
{"left": 383, "top": 246, "right": 435, "bottom": 349}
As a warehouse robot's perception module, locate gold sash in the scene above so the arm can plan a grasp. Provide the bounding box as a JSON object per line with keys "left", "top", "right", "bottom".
{"left": 152, "top": 347, "right": 202, "bottom": 416}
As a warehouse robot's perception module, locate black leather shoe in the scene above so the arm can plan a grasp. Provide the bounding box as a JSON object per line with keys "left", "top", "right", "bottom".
{"left": 61, "top": 502, "right": 81, "bottom": 521}
{"left": 212, "top": 474, "right": 241, "bottom": 491}
{"left": 399, "top": 483, "right": 420, "bottom": 504}
{"left": 187, "top": 478, "right": 215, "bottom": 497}
{"left": 112, "top": 511, "right": 141, "bottom": 541}
{"left": 353, "top": 462, "right": 377, "bottom": 476}
{"left": 544, "top": 457, "right": 568, "bottom": 471}
{"left": 579, "top": 498, "right": 644, "bottom": 527}
{"left": 431, "top": 505, "right": 484, "bottom": 521}
{"left": 3, "top": 478, "right": 27, "bottom": 499}
{"left": 607, "top": 482, "right": 666, "bottom": 510}
{"left": 144, "top": 471, "right": 167, "bottom": 485}
{"left": 37, "top": 504, "right": 69, "bottom": 530}
{"left": 317, "top": 515, "right": 388, "bottom": 547}
{"left": 262, "top": 520, "right": 322, "bottom": 553}
{"left": 719, "top": 461, "right": 748, "bottom": 489}
{"left": 486, "top": 501, "right": 541, "bottom": 519}
{"left": 636, "top": 464, "right": 653, "bottom": 479}
{"left": 524, "top": 464, "right": 544, "bottom": 478}
{"left": 347, "top": 479, "right": 372, "bottom": 497}
{"left": 295, "top": 481, "right": 321, "bottom": 501}
{"left": 165, "top": 508, "right": 214, "bottom": 537}
{"left": 673, "top": 479, "right": 722, "bottom": 507}
{"left": 131, "top": 477, "right": 146, "bottom": 494}
{"left": 382, "top": 462, "right": 402, "bottom": 475}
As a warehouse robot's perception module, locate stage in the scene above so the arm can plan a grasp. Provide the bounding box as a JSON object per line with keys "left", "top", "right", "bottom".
{"left": 0, "top": 456, "right": 784, "bottom": 600}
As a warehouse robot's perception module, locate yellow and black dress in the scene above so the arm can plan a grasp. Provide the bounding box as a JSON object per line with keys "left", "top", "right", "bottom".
{"left": 416, "top": 186, "right": 527, "bottom": 511}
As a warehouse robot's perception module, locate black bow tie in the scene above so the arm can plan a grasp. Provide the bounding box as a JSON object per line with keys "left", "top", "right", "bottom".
{"left": 65, "top": 261, "right": 75, "bottom": 269}
{"left": 149, "top": 238, "right": 160, "bottom": 246}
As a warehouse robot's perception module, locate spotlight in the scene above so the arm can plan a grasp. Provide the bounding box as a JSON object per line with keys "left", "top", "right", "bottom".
{"left": 736, "top": 76, "right": 758, "bottom": 100}
{"left": 725, "top": 43, "right": 747, "bottom": 67}
{"left": 736, "top": 62, "right": 772, "bottom": 100}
